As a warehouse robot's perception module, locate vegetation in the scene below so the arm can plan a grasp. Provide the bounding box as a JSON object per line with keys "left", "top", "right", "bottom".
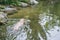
{"left": 0, "top": 0, "right": 29, "bottom": 6}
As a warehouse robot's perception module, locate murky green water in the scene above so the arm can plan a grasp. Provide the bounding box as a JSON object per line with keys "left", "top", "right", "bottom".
{"left": 0, "top": 1, "right": 60, "bottom": 40}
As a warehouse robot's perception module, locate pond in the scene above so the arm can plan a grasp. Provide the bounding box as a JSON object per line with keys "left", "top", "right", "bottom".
{"left": 0, "top": 1, "right": 60, "bottom": 40}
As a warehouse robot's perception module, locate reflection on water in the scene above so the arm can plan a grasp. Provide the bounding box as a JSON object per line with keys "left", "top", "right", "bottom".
{"left": 47, "top": 26, "right": 60, "bottom": 40}
{"left": 39, "top": 12, "right": 60, "bottom": 40}
{"left": 6, "top": 11, "right": 60, "bottom": 40}
{"left": 0, "top": 0, "right": 60, "bottom": 40}
{"left": 6, "top": 19, "right": 32, "bottom": 40}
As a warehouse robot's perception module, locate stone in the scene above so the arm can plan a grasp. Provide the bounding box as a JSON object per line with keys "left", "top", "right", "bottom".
{"left": 19, "top": 2, "right": 29, "bottom": 7}
{"left": 0, "top": 12, "right": 8, "bottom": 24}
{"left": 29, "top": 0, "right": 39, "bottom": 5}
{"left": 13, "top": 18, "right": 25, "bottom": 30}
{"left": 2, "top": 7, "right": 17, "bottom": 15}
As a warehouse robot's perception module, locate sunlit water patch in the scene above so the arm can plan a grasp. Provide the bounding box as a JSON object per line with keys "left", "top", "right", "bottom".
{"left": 39, "top": 12, "right": 60, "bottom": 40}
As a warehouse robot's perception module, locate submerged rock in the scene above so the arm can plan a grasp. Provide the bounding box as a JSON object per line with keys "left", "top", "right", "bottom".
{"left": 0, "top": 12, "right": 8, "bottom": 24}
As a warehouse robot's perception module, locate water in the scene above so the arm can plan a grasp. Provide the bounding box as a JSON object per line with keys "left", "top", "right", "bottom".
{"left": 0, "top": 1, "right": 60, "bottom": 40}
{"left": 39, "top": 12, "right": 60, "bottom": 40}
{"left": 3, "top": 11, "right": 59, "bottom": 40}
{"left": 6, "top": 19, "right": 31, "bottom": 40}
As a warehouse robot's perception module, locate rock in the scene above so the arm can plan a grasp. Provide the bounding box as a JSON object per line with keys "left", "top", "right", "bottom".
{"left": 13, "top": 18, "right": 25, "bottom": 30}
{"left": 0, "top": 5, "right": 5, "bottom": 9}
{"left": 0, "top": 12, "right": 8, "bottom": 24}
{"left": 2, "top": 7, "right": 17, "bottom": 15}
{"left": 19, "top": 2, "right": 29, "bottom": 8}
{"left": 29, "top": 0, "right": 39, "bottom": 5}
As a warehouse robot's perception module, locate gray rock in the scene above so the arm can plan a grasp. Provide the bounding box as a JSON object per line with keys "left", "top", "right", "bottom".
{"left": 29, "top": 0, "right": 39, "bottom": 5}
{"left": 2, "top": 7, "right": 17, "bottom": 15}
{"left": 19, "top": 2, "right": 29, "bottom": 7}
{"left": 0, "top": 12, "right": 8, "bottom": 24}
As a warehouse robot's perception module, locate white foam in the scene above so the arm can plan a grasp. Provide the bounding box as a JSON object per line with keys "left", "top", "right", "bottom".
{"left": 39, "top": 13, "right": 60, "bottom": 40}
{"left": 46, "top": 26, "right": 60, "bottom": 40}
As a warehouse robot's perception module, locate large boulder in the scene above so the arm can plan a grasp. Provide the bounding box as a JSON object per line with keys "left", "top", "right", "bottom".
{"left": 0, "top": 12, "right": 8, "bottom": 24}
{"left": 2, "top": 7, "right": 17, "bottom": 15}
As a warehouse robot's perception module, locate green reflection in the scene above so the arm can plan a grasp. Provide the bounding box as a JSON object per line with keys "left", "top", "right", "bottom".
{"left": 0, "top": 25, "right": 6, "bottom": 40}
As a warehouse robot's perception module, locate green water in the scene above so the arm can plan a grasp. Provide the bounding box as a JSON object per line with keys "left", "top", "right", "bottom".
{"left": 0, "top": 1, "right": 60, "bottom": 40}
